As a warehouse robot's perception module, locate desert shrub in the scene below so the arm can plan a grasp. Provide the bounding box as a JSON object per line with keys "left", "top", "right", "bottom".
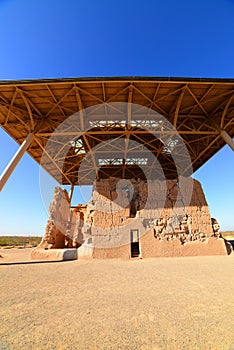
{"left": 0, "top": 236, "right": 41, "bottom": 247}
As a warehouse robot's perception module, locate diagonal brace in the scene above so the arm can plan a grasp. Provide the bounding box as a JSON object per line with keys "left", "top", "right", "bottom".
{"left": 0, "top": 132, "right": 34, "bottom": 191}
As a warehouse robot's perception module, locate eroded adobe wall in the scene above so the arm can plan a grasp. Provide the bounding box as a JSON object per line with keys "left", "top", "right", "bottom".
{"left": 141, "top": 178, "right": 214, "bottom": 244}
{"left": 87, "top": 177, "right": 215, "bottom": 239}
{"left": 34, "top": 177, "right": 228, "bottom": 258}
{"left": 35, "top": 187, "right": 85, "bottom": 250}
{"left": 81, "top": 177, "right": 226, "bottom": 257}
{"left": 140, "top": 232, "right": 228, "bottom": 257}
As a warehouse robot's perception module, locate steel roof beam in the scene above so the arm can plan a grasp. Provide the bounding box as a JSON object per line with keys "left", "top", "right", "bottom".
{"left": 0, "top": 132, "right": 34, "bottom": 191}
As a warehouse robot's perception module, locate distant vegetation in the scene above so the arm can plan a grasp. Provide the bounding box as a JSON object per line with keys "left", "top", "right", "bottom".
{"left": 221, "top": 231, "right": 234, "bottom": 240}
{"left": 0, "top": 236, "right": 41, "bottom": 247}
{"left": 0, "top": 233, "right": 233, "bottom": 248}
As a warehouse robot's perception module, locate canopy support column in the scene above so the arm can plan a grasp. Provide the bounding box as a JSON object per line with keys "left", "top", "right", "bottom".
{"left": 69, "top": 184, "right": 74, "bottom": 204}
{"left": 0, "top": 132, "right": 34, "bottom": 191}
{"left": 220, "top": 130, "right": 234, "bottom": 152}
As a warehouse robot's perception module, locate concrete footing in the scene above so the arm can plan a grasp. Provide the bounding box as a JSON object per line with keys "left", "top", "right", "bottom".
{"left": 77, "top": 244, "right": 94, "bottom": 259}
{"left": 31, "top": 248, "right": 78, "bottom": 261}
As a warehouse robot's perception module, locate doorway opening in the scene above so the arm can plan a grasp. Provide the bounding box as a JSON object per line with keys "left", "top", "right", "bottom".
{"left": 130, "top": 229, "right": 140, "bottom": 258}
{"left": 129, "top": 189, "right": 141, "bottom": 218}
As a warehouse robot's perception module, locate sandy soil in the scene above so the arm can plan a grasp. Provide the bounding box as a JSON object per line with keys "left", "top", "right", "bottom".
{"left": 0, "top": 248, "right": 234, "bottom": 350}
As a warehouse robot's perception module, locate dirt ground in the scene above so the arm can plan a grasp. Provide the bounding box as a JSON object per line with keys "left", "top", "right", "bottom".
{"left": 0, "top": 248, "right": 233, "bottom": 350}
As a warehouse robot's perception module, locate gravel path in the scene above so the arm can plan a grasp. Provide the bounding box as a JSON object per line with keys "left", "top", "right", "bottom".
{"left": 0, "top": 248, "right": 234, "bottom": 350}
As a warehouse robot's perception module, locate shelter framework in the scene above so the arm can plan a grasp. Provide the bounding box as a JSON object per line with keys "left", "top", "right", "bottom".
{"left": 0, "top": 77, "right": 233, "bottom": 189}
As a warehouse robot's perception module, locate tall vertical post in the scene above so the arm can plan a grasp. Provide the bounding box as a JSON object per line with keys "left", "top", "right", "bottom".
{"left": 0, "top": 132, "right": 34, "bottom": 191}
{"left": 69, "top": 184, "right": 74, "bottom": 204}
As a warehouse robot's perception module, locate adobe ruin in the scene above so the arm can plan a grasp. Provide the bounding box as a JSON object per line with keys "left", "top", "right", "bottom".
{"left": 32, "top": 176, "right": 230, "bottom": 259}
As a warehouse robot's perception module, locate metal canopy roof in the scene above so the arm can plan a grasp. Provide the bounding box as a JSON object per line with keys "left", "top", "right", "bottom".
{"left": 0, "top": 76, "right": 233, "bottom": 185}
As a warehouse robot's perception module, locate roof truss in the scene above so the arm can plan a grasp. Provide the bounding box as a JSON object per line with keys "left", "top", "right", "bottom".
{"left": 0, "top": 77, "right": 233, "bottom": 185}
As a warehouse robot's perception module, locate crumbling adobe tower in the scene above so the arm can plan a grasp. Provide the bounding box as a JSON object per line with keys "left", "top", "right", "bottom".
{"left": 32, "top": 176, "right": 230, "bottom": 259}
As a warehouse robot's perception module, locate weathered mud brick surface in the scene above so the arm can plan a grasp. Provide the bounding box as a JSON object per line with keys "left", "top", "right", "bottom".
{"left": 33, "top": 177, "right": 230, "bottom": 258}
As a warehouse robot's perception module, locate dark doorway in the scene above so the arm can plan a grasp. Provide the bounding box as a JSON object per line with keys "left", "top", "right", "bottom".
{"left": 130, "top": 229, "right": 140, "bottom": 258}
{"left": 129, "top": 190, "right": 141, "bottom": 218}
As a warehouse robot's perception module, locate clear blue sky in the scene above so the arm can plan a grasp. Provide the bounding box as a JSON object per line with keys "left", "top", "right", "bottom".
{"left": 0, "top": 0, "right": 233, "bottom": 235}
